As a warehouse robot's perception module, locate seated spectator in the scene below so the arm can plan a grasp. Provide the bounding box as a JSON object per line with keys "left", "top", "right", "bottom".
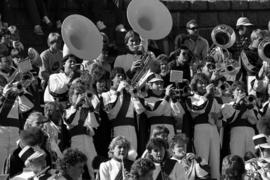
{"left": 10, "top": 146, "right": 51, "bottom": 180}
{"left": 99, "top": 136, "right": 134, "bottom": 180}
{"left": 170, "top": 134, "right": 210, "bottom": 180}
{"left": 145, "top": 138, "right": 187, "bottom": 180}
{"left": 221, "top": 155, "right": 245, "bottom": 180}
{"left": 4, "top": 127, "right": 47, "bottom": 178}
{"left": 39, "top": 32, "right": 63, "bottom": 89}
{"left": 129, "top": 158, "right": 156, "bottom": 180}
{"left": 57, "top": 148, "right": 87, "bottom": 180}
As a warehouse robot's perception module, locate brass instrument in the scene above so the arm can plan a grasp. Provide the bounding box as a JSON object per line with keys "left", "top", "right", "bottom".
{"left": 209, "top": 24, "right": 236, "bottom": 66}
{"left": 130, "top": 51, "right": 156, "bottom": 89}
{"left": 258, "top": 37, "right": 270, "bottom": 63}
{"left": 127, "top": 0, "right": 172, "bottom": 89}
{"left": 61, "top": 14, "right": 103, "bottom": 60}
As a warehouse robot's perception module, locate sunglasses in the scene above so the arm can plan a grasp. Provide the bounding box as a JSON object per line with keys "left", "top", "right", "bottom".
{"left": 188, "top": 27, "right": 199, "bottom": 31}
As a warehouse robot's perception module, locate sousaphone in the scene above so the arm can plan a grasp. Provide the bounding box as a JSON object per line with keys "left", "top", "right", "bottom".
{"left": 258, "top": 37, "right": 270, "bottom": 63}
{"left": 61, "top": 14, "right": 103, "bottom": 60}
{"left": 127, "top": 0, "right": 172, "bottom": 40}
{"left": 211, "top": 24, "right": 236, "bottom": 49}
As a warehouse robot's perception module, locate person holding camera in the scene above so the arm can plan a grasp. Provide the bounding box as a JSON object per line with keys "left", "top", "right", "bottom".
{"left": 222, "top": 81, "right": 259, "bottom": 158}
{"left": 139, "top": 75, "right": 185, "bottom": 141}
{"left": 63, "top": 79, "right": 99, "bottom": 180}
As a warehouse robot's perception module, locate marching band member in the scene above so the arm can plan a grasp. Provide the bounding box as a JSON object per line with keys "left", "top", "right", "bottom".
{"left": 245, "top": 134, "right": 270, "bottom": 180}
{"left": 101, "top": 67, "right": 144, "bottom": 151}
{"left": 39, "top": 32, "right": 63, "bottom": 89}
{"left": 145, "top": 138, "right": 187, "bottom": 180}
{"left": 186, "top": 73, "right": 222, "bottom": 180}
{"left": 222, "top": 81, "right": 258, "bottom": 158}
{"left": 236, "top": 29, "right": 268, "bottom": 93}
{"left": 114, "top": 30, "right": 144, "bottom": 79}
{"left": 170, "top": 134, "right": 210, "bottom": 180}
{"left": 44, "top": 44, "right": 82, "bottom": 108}
{"left": 140, "top": 75, "right": 184, "bottom": 140}
{"left": 99, "top": 136, "right": 134, "bottom": 180}
{"left": 64, "top": 79, "right": 99, "bottom": 179}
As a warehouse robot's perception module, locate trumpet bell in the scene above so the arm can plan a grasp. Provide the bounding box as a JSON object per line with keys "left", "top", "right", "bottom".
{"left": 61, "top": 14, "right": 103, "bottom": 60}
{"left": 211, "top": 24, "right": 236, "bottom": 49}
{"left": 127, "top": 0, "right": 172, "bottom": 40}
{"left": 258, "top": 38, "right": 270, "bottom": 63}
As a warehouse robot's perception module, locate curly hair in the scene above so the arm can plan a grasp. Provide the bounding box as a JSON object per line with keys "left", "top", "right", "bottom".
{"left": 230, "top": 81, "right": 246, "bottom": 94}
{"left": 59, "top": 148, "right": 87, "bottom": 172}
{"left": 129, "top": 158, "right": 155, "bottom": 180}
{"left": 68, "top": 79, "right": 86, "bottom": 104}
{"left": 151, "top": 125, "right": 169, "bottom": 138}
{"left": 108, "top": 136, "right": 131, "bottom": 158}
{"left": 221, "top": 155, "right": 245, "bottom": 180}
{"left": 190, "top": 73, "right": 209, "bottom": 92}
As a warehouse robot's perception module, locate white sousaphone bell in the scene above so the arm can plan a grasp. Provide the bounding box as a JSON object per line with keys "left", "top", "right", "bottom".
{"left": 211, "top": 24, "right": 236, "bottom": 49}
{"left": 258, "top": 37, "right": 270, "bottom": 63}
{"left": 127, "top": 0, "right": 173, "bottom": 40}
{"left": 61, "top": 14, "right": 103, "bottom": 60}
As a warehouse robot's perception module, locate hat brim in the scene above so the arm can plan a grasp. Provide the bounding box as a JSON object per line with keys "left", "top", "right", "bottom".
{"left": 260, "top": 144, "right": 270, "bottom": 149}
{"left": 148, "top": 78, "right": 164, "bottom": 83}
{"left": 237, "top": 23, "right": 253, "bottom": 27}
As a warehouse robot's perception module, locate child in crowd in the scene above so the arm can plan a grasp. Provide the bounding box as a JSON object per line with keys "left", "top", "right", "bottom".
{"left": 170, "top": 134, "right": 210, "bottom": 180}
{"left": 99, "top": 136, "right": 134, "bottom": 180}
{"left": 64, "top": 79, "right": 99, "bottom": 179}
{"left": 146, "top": 138, "right": 187, "bottom": 180}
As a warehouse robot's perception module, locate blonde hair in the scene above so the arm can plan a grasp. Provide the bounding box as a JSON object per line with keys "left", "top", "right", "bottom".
{"left": 108, "top": 136, "right": 130, "bottom": 158}
{"left": 24, "top": 111, "right": 46, "bottom": 130}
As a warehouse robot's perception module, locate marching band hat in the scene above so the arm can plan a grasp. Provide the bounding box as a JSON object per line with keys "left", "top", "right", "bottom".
{"left": 236, "top": 17, "right": 253, "bottom": 27}
{"left": 253, "top": 134, "right": 270, "bottom": 149}
{"left": 148, "top": 74, "right": 163, "bottom": 83}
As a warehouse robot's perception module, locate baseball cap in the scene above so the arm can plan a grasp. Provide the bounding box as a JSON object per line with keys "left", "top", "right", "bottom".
{"left": 236, "top": 17, "right": 253, "bottom": 27}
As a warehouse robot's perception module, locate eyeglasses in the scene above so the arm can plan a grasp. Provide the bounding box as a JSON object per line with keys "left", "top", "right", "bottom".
{"left": 188, "top": 27, "right": 199, "bottom": 31}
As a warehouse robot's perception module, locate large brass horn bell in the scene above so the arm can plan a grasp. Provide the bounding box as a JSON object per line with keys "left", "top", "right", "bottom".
{"left": 61, "top": 14, "right": 103, "bottom": 60}
{"left": 127, "top": 0, "right": 172, "bottom": 40}
{"left": 211, "top": 24, "right": 236, "bottom": 49}
{"left": 258, "top": 38, "right": 270, "bottom": 63}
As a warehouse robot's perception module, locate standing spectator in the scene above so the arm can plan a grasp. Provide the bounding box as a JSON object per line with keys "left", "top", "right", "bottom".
{"left": 39, "top": 32, "right": 63, "bottom": 89}
{"left": 174, "top": 19, "right": 209, "bottom": 63}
